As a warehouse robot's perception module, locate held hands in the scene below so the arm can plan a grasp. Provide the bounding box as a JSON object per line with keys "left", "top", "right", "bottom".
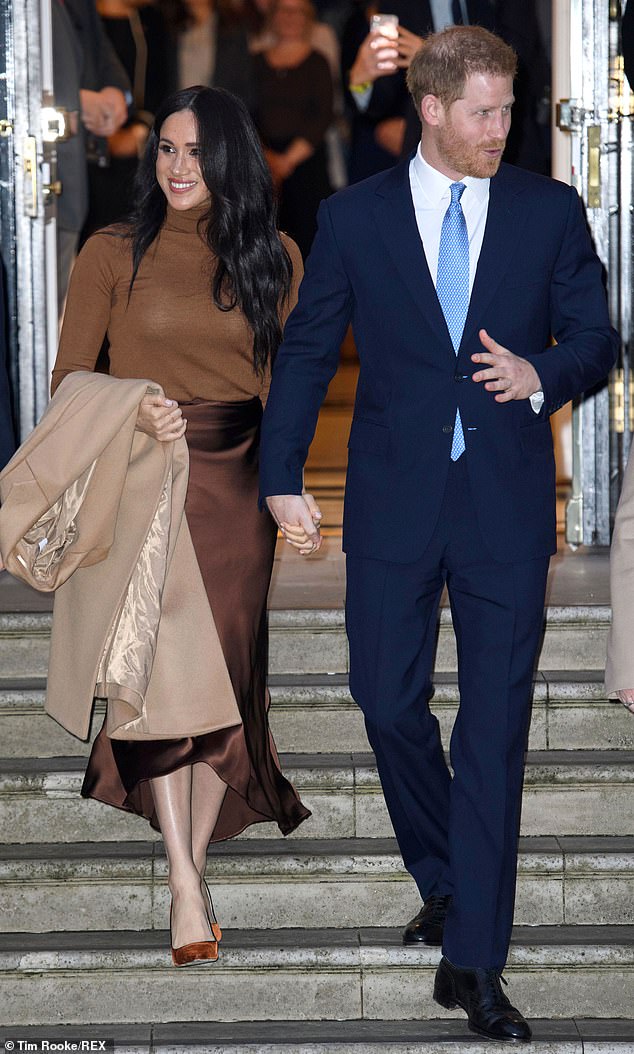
{"left": 472, "top": 329, "right": 541, "bottom": 402}
{"left": 136, "top": 393, "right": 187, "bottom": 442}
{"left": 616, "top": 690, "right": 634, "bottom": 715}
{"left": 266, "top": 493, "right": 323, "bottom": 556}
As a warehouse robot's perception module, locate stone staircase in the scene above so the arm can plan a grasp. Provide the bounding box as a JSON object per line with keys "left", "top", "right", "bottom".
{"left": 0, "top": 557, "right": 633, "bottom": 1052}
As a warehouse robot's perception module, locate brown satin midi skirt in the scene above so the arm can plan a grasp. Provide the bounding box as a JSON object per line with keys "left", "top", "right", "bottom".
{"left": 82, "top": 398, "right": 310, "bottom": 839}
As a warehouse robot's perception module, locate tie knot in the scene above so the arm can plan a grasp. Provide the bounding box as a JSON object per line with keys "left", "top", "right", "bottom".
{"left": 450, "top": 182, "right": 466, "bottom": 204}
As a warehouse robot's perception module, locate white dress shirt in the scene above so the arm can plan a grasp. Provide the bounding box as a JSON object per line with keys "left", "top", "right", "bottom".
{"left": 408, "top": 143, "right": 544, "bottom": 411}
{"left": 409, "top": 143, "right": 489, "bottom": 294}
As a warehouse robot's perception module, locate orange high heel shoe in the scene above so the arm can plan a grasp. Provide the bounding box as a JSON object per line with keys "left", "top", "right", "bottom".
{"left": 201, "top": 879, "right": 223, "bottom": 942}
{"left": 170, "top": 902, "right": 218, "bottom": 967}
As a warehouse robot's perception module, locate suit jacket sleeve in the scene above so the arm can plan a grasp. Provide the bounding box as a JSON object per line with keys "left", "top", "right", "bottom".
{"left": 259, "top": 199, "right": 353, "bottom": 497}
{"left": 523, "top": 185, "right": 618, "bottom": 413}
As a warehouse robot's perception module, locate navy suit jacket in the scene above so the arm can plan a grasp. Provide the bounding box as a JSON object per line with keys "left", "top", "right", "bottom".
{"left": 260, "top": 160, "right": 618, "bottom": 564}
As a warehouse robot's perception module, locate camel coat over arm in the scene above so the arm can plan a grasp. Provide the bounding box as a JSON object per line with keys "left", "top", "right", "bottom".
{"left": 0, "top": 371, "right": 240, "bottom": 742}
{"left": 605, "top": 444, "right": 634, "bottom": 697}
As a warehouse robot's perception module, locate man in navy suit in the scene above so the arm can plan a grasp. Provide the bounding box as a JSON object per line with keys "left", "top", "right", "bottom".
{"left": 261, "top": 26, "right": 617, "bottom": 1042}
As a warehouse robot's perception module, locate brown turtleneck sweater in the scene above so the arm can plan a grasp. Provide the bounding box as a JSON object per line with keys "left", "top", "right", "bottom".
{"left": 52, "top": 205, "right": 303, "bottom": 404}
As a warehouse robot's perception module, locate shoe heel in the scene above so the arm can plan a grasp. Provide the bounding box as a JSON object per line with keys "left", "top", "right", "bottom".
{"left": 202, "top": 879, "right": 222, "bottom": 943}
{"left": 433, "top": 968, "right": 458, "bottom": 1011}
{"left": 434, "top": 988, "right": 458, "bottom": 1011}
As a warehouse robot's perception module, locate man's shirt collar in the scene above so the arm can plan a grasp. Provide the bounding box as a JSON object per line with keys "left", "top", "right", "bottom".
{"left": 412, "top": 142, "right": 490, "bottom": 207}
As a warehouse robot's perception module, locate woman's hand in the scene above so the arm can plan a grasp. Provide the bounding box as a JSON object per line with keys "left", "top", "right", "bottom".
{"left": 616, "top": 689, "right": 634, "bottom": 714}
{"left": 280, "top": 491, "right": 323, "bottom": 554}
{"left": 136, "top": 393, "right": 187, "bottom": 442}
{"left": 374, "top": 116, "right": 406, "bottom": 156}
{"left": 108, "top": 122, "right": 150, "bottom": 159}
{"left": 264, "top": 149, "right": 288, "bottom": 188}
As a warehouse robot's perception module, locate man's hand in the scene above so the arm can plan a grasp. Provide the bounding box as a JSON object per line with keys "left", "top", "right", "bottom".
{"left": 267, "top": 494, "right": 323, "bottom": 555}
{"left": 616, "top": 689, "right": 634, "bottom": 714}
{"left": 80, "top": 87, "right": 127, "bottom": 137}
{"left": 136, "top": 393, "right": 186, "bottom": 442}
{"left": 472, "top": 329, "right": 542, "bottom": 402}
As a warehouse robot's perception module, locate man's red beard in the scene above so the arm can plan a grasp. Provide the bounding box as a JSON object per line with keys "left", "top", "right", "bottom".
{"left": 436, "top": 122, "right": 506, "bottom": 179}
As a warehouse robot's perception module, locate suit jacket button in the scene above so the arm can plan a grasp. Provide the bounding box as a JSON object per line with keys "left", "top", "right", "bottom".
{"left": 454, "top": 372, "right": 467, "bottom": 382}
{"left": 442, "top": 424, "right": 453, "bottom": 434}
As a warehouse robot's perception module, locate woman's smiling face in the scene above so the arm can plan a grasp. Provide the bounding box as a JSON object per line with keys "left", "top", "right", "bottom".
{"left": 155, "top": 110, "right": 210, "bottom": 210}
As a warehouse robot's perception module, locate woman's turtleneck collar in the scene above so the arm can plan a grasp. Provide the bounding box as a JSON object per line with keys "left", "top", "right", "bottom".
{"left": 163, "top": 201, "right": 210, "bottom": 235}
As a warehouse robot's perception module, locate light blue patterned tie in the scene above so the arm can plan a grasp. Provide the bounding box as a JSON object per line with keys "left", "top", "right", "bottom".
{"left": 436, "top": 182, "right": 468, "bottom": 461}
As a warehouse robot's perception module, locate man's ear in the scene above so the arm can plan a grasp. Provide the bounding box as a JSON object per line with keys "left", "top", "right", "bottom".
{"left": 421, "top": 93, "right": 444, "bottom": 127}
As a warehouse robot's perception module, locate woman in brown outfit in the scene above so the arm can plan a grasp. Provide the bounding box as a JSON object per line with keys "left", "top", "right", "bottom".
{"left": 51, "top": 85, "right": 312, "bottom": 965}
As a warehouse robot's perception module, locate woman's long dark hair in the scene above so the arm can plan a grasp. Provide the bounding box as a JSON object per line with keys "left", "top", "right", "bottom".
{"left": 126, "top": 85, "right": 293, "bottom": 375}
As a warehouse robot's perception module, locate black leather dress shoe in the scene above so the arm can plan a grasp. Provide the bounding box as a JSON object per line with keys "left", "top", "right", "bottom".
{"left": 433, "top": 956, "right": 532, "bottom": 1043}
{"left": 402, "top": 894, "right": 451, "bottom": 945}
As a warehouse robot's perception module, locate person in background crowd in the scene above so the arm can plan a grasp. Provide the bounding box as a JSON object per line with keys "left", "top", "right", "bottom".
{"left": 622, "top": 0, "right": 634, "bottom": 88}
{"left": 52, "top": 0, "right": 130, "bottom": 314}
{"left": 253, "top": 0, "right": 334, "bottom": 257}
{"left": 161, "top": 0, "right": 255, "bottom": 109}
{"left": 48, "top": 85, "right": 310, "bottom": 965}
{"left": 250, "top": 0, "right": 346, "bottom": 188}
{"left": 496, "top": 0, "right": 551, "bottom": 174}
{"left": 313, "top": 0, "right": 353, "bottom": 39}
{"left": 81, "top": 0, "right": 177, "bottom": 237}
{"left": 0, "top": 269, "right": 15, "bottom": 473}
{"left": 250, "top": 0, "right": 339, "bottom": 72}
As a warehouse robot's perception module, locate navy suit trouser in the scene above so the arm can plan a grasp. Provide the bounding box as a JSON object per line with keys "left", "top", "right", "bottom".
{"left": 345, "top": 456, "right": 549, "bottom": 970}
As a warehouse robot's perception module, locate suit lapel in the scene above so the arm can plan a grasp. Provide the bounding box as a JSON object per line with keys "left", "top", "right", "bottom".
{"left": 372, "top": 161, "right": 527, "bottom": 359}
{"left": 372, "top": 160, "right": 455, "bottom": 359}
{"left": 459, "top": 167, "right": 527, "bottom": 352}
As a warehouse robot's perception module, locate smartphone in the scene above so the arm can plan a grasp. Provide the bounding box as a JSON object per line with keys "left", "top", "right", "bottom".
{"left": 370, "top": 13, "right": 399, "bottom": 39}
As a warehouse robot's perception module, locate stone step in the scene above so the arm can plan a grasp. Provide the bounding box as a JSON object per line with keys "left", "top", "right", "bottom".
{"left": 0, "top": 751, "right": 632, "bottom": 845}
{"left": 1, "top": 671, "right": 631, "bottom": 760}
{"left": 0, "top": 926, "right": 632, "bottom": 1025}
{"left": 1, "top": 1019, "right": 633, "bottom": 1053}
{"left": 1, "top": 837, "right": 632, "bottom": 934}
{"left": 0, "top": 605, "right": 613, "bottom": 679}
